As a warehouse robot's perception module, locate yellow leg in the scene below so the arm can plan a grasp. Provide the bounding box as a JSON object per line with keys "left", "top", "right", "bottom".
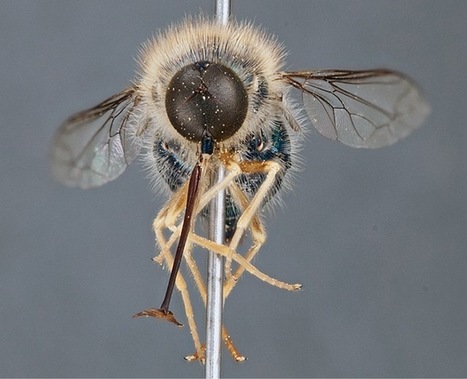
{"left": 143, "top": 155, "right": 301, "bottom": 363}
{"left": 189, "top": 234, "right": 301, "bottom": 292}
{"left": 183, "top": 244, "right": 246, "bottom": 362}
{"left": 223, "top": 161, "right": 302, "bottom": 298}
{"left": 147, "top": 192, "right": 205, "bottom": 361}
{"left": 223, "top": 181, "right": 266, "bottom": 297}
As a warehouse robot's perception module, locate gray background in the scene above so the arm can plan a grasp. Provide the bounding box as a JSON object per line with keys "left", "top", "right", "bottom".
{"left": 1, "top": 0, "right": 466, "bottom": 377}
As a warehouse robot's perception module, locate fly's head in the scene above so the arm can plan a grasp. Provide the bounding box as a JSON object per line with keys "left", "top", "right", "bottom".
{"left": 137, "top": 18, "right": 289, "bottom": 158}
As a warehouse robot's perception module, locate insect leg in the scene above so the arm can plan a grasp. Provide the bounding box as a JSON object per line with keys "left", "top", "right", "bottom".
{"left": 134, "top": 183, "right": 205, "bottom": 360}
{"left": 228, "top": 160, "right": 280, "bottom": 250}
{"left": 223, "top": 181, "right": 266, "bottom": 288}
{"left": 183, "top": 242, "right": 246, "bottom": 362}
{"left": 181, "top": 166, "right": 248, "bottom": 362}
{"left": 226, "top": 160, "right": 302, "bottom": 294}
{"left": 154, "top": 157, "right": 213, "bottom": 361}
{"left": 154, "top": 161, "right": 241, "bottom": 257}
{"left": 132, "top": 186, "right": 189, "bottom": 323}
{"left": 223, "top": 183, "right": 267, "bottom": 299}
{"left": 134, "top": 241, "right": 204, "bottom": 361}
{"left": 188, "top": 234, "right": 300, "bottom": 291}
{"left": 181, "top": 158, "right": 275, "bottom": 294}
{"left": 158, "top": 239, "right": 205, "bottom": 362}
{"left": 222, "top": 329, "right": 246, "bottom": 362}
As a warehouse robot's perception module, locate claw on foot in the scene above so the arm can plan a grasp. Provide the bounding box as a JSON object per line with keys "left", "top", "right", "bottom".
{"left": 132, "top": 308, "right": 183, "bottom": 327}
{"left": 152, "top": 255, "right": 164, "bottom": 265}
{"left": 184, "top": 345, "right": 206, "bottom": 363}
{"left": 234, "top": 355, "right": 247, "bottom": 363}
{"left": 223, "top": 333, "right": 247, "bottom": 362}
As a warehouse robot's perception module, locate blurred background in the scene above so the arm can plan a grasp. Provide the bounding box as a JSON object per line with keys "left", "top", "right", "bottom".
{"left": 1, "top": 0, "right": 466, "bottom": 377}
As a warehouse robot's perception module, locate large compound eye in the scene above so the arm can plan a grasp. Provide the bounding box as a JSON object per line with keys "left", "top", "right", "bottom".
{"left": 165, "top": 61, "right": 248, "bottom": 142}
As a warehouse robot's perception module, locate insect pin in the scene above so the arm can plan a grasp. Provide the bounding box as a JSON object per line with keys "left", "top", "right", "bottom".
{"left": 51, "top": 17, "right": 429, "bottom": 362}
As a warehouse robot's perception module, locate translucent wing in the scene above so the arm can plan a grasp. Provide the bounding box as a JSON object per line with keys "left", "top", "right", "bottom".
{"left": 51, "top": 87, "right": 146, "bottom": 189}
{"left": 282, "top": 69, "right": 430, "bottom": 148}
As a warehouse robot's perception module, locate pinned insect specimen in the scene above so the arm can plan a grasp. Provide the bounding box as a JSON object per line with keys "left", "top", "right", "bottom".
{"left": 51, "top": 18, "right": 429, "bottom": 362}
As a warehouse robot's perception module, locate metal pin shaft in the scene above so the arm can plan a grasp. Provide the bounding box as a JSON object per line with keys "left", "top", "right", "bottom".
{"left": 205, "top": 1, "right": 230, "bottom": 378}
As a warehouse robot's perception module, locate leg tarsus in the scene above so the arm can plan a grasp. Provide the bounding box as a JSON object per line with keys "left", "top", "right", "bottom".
{"left": 222, "top": 327, "right": 247, "bottom": 362}
{"left": 184, "top": 344, "right": 206, "bottom": 363}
